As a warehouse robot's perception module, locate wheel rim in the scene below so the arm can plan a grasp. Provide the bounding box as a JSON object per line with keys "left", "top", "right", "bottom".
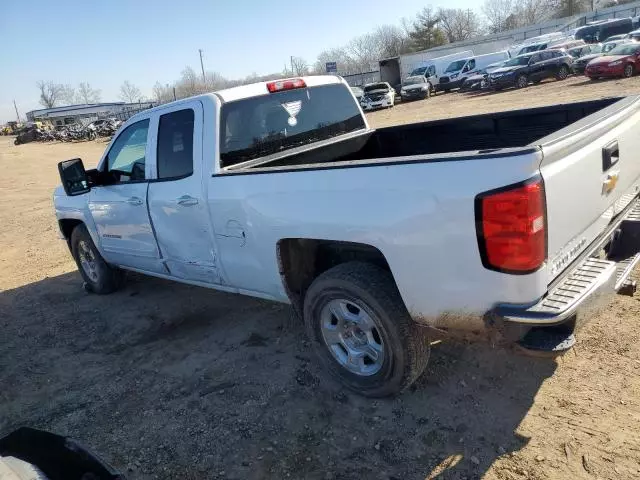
{"left": 78, "top": 240, "right": 99, "bottom": 282}
{"left": 518, "top": 76, "right": 527, "bottom": 88}
{"left": 319, "top": 298, "right": 385, "bottom": 376}
{"left": 625, "top": 65, "right": 633, "bottom": 77}
{"left": 559, "top": 67, "right": 567, "bottom": 79}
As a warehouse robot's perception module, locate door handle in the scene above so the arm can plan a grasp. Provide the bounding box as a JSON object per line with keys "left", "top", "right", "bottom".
{"left": 177, "top": 195, "right": 199, "bottom": 206}
{"left": 127, "top": 196, "right": 143, "bottom": 206}
{"left": 602, "top": 140, "right": 619, "bottom": 171}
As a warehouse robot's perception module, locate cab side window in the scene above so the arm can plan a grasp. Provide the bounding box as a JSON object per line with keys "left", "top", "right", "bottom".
{"left": 467, "top": 59, "right": 476, "bottom": 71}
{"left": 106, "top": 119, "right": 149, "bottom": 182}
{"left": 157, "top": 109, "right": 195, "bottom": 179}
{"left": 427, "top": 65, "right": 436, "bottom": 77}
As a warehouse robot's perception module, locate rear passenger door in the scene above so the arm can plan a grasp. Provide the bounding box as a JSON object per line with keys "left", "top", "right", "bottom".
{"left": 527, "top": 53, "right": 545, "bottom": 81}
{"left": 147, "top": 102, "right": 222, "bottom": 285}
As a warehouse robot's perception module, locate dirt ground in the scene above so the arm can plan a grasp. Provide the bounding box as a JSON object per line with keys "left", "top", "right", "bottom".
{"left": 1, "top": 76, "right": 640, "bottom": 480}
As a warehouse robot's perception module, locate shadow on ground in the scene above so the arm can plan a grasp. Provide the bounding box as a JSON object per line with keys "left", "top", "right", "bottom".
{"left": 0, "top": 272, "right": 556, "bottom": 479}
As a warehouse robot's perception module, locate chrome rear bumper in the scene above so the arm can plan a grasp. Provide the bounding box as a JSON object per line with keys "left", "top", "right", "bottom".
{"left": 495, "top": 200, "right": 640, "bottom": 325}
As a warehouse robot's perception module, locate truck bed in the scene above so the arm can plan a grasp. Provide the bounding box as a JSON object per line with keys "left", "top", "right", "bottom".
{"left": 228, "top": 97, "right": 620, "bottom": 172}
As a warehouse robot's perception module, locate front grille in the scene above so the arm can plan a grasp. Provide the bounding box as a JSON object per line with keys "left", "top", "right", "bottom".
{"left": 369, "top": 93, "right": 385, "bottom": 101}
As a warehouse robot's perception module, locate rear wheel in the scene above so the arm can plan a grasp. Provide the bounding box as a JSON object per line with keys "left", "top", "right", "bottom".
{"left": 556, "top": 65, "right": 569, "bottom": 80}
{"left": 516, "top": 74, "right": 528, "bottom": 89}
{"left": 623, "top": 64, "right": 634, "bottom": 78}
{"left": 71, "top": 224, "right": 123, "bottom": 294}
{"left": 303, "top": 262, "right": 430, "bottom": 397}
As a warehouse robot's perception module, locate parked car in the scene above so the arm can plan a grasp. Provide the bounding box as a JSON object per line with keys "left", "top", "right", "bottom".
{"left": 627, "top": 29, "right": 640, "bottom": 41}
{"left": 459, "top": 61, "right": 508, "bottom": 92}
{"left": 360, "top": 82, "right": 396, "bottom": 110}
{"left": 438, "top": 51, "right": 510, "bottom": 92}
{"left": 585, "top": 42, "right": 640, "bottom": 79}
{"left": 572, "top": 40, "right": 630, "bottom": 73}
{"left": 53, "top": 75, "right": 640, "bottom": 396}
{"left": 350, "top": 87, "right": 364, "bottom": 102}
{"left": 566, "top": 43, "right": 602, "bottom": 59}
{"left": 516, "top": 37, "right": 579, "bottom": 56}
{"left": 548, "top": 39, "right": 587, "bottom": 52}
{"left": 400, "top": 76, "right": 430, "bottom": 101}
{"left": 489, "top": 50, "right": 573, "bottom": 90}
{"left": 508, "top": 32, "right": 567, "bottom": 57}
{"left": 603, "top": 33, "right": 628, "bottom": 42}
{"left": 574, "top": 17, "right": 633, "bottom": 43}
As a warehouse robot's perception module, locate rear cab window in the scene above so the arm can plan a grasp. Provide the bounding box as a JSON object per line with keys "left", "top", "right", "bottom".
{"left": 220, "top": 84, "right": 366, "bottom": 168}
{"left": 157, "top": 108, "right": 195, "bottom": 179}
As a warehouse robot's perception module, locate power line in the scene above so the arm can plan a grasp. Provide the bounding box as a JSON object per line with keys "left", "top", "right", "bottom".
{"left": 198, "top": 49, "right": 206, "bottom": 82}
{"left": 13, "top": 100, "right": 20, "bottom": 122}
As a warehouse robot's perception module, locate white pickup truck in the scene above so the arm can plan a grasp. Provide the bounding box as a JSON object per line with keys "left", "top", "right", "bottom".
{"left": 54, "top": 76, "right": 640, "bottom": 397}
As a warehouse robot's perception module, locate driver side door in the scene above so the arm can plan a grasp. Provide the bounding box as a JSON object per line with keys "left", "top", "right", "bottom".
{"left": 88, "top": 118, "right": 164, "bottom": 273}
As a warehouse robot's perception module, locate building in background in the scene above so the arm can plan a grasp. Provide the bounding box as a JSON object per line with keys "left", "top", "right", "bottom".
{"left": 26, "top": 102, "right": 154, "bottom": 126}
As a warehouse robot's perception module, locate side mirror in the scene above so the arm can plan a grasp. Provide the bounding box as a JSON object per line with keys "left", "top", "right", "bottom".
{"left": 58, "top": 158, "right": 90, "bottom": 196}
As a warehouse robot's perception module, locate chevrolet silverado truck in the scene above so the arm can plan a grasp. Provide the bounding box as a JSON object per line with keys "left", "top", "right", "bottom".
{"left": 54, "top": 75, "right": 640, "bottom": 397}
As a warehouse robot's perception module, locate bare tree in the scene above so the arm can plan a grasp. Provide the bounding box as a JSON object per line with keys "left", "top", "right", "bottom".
{"left": 373, "top": 25, "right": 409, "bottom": 58}
{"left": 314, "top": 47, "right": 357, "bottom": 74}
{"left": 515, "top": 0, "right": 551, "bottom": 25}
{"left": 76, "top": 82, "right": 101, "bottom": 104}
{"left": 152, "top": 82, "right": 174, "bottom": 104}
{"left": 290, "top": 56, "right": 309, "bottom": 76}
{"left": 348, "top": 33, "right": 382, "bottom": 72}
{"left": 119, "top": 80, "right": 143, "bottom": 103}
{"left": 482, "top": 0, "right": 515, "bottom": 33}
{"left": 37, "top": 81, "right": 65, "bottom": 108}
{"left": 550, "top": 0, "right": 590, "bottom": 18}
{"left": 438, "top": 8, "right": 483, "bottom": 43}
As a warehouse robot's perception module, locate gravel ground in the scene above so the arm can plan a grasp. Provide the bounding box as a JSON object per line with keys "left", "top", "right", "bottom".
{"left": 1, "top": 75, "right": 640, "bottom": 479}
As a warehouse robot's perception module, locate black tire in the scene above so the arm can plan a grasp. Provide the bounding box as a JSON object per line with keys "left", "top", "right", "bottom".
{"left": 424, "top": 84, "right": 431, "bottom": 99}
{"left": 303, "top": 262, "right": 430, "bottom": 397}
{"left": 623, "top": 64, "right": 634, "bottom": 78}
{"left": 70, "top": 224, "right": 123, "bottom": 294}
{"left": 14, "top": 138, "right": 19, "bottom": 145}
{"left": 556, "top": 65, "right": 569, "bottom": 80}
{"left": 516, "top": 74, "right": 528, "bottom": 89}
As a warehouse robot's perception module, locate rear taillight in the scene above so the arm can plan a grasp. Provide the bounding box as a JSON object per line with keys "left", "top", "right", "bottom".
{"left": 266, "top": 78, "right": 306, "bottom": 93}
{"left": 476, "top": 178, "right": 546, "bottom": 274}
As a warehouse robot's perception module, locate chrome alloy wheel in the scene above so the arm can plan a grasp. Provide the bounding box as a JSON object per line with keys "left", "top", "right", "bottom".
{"left": 319, "top": 299, "right": 385, "bottom": 376}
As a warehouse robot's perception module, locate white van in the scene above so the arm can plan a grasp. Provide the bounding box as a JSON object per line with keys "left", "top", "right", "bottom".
{"left": 405, "top": 50, "right": 473, "bottom": 93}
{"left": 438, "top": 51, "right": 511, "bottom": 92}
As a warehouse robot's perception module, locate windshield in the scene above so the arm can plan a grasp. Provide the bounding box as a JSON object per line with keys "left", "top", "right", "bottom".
{"left": 409, "top": 66, "right": 428, "bottom": 76}
{"left": 609, "top": 44, "right": 640, "bottom": 56}
{"left": 363, "top": 83, "right": 389, "bottom": 92}
{"left": 445, "top": 60, "right": 467, "bottom": 73}
{"left": 519, "top": 44, "right": 544, "bottom": 54}
{"left": 404, "top": 76, "right": 425, "bottom": 85}
{"left": 220, "top": 84, "right": 365, "bottom": 168}
{"left": 503, "top": 55, "right": 532, "bottom": 67}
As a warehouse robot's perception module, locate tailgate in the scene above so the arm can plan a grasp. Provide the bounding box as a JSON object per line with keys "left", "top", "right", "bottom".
{"left": 539, "top": 96, "right": 640, "bottom": 283}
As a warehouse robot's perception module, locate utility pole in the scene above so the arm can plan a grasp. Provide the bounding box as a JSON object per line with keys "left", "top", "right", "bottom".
{"left": 290, "top": 56, "right": 295, "bottom": 76}
{"left": 13, "top": 99, "right": 20, "bottom": 122}
{"left": 198, "top": 49, "right": 206, "bottom": 82}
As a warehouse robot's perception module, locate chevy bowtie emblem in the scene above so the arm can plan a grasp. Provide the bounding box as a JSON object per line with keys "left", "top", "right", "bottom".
{"left": 603, "top": 171, "right": 619, "bottom": 194}
{"left": 282, "top": 101, "right": 302, "bottom": 126}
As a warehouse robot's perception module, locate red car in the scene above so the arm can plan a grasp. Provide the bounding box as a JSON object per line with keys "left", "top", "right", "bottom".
{"left": 585, "top": 42, "right": 640, "bottom": 79}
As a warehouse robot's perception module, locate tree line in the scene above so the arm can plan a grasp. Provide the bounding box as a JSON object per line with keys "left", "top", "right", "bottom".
{"left": 35, "top": 0, "right": 632, "bottom": 109}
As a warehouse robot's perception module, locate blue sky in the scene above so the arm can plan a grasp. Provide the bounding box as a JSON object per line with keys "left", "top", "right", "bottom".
{"left": 1, "top": 0, "right": 474, "bottom": 123}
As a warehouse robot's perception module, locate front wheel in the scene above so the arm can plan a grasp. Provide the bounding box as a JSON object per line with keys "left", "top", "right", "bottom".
{"left": 71, "top": 224, "right": 123, "bottom": 294}
{"left": 623, "top": 64, "right": 634, "bottom": 78}
{"left": 303, "top": 262, "right": 430, "bottom": 397}
{"left": 516, "top": 74, "right": 528, "bottom": 89}
{"left": 556, "top": 65, "right": 569, "bottom": 80}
